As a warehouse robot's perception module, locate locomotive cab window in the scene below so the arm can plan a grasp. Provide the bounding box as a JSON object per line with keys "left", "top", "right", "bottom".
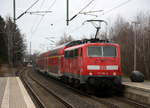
{"left": 88, "top": 46, "right": 102, "bottom": 57}
{"left": 103, "top": 46, "right": 116, "bottom": 57}
{"left": 88, "top": 46, "right": 117, "bottom": 57}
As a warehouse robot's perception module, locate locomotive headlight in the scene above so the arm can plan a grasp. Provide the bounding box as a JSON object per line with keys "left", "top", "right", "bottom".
{"left": 106, "top": 65, "right": 118, "bottom": 70}
{"left": 113, "top": 72, "right": 117, "bottom": 76}
{"left": 89, "top": 72, "right": 93, "bottom": 75}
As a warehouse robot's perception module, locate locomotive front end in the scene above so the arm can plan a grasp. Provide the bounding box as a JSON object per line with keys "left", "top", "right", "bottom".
{"left": 84, "top": 43, "right": 122, "bottom": 87}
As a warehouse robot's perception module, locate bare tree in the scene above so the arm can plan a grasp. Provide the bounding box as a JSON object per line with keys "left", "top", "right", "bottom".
{"left": 56, "top": 33, "right": 74, "bottom": 45}
{"left": 110, "top": 13, "right": 150, "bottom": 79}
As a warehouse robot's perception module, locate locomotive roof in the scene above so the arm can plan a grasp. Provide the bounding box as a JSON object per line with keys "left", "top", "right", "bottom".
{"left": 65, "top": 42, "right": 119, "bottom": 51}
{"left": 38, "top": 39, "right": 119, "bottom": 56}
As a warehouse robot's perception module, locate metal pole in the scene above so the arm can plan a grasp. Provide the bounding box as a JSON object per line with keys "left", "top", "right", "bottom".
{"left": 132, "top": 21, "right": 140, "bottom": 71}
{"left": 66, "top": 0, "right": 69, "bottom": 26}
{"left": 134, "top": 24, "right": 137, "bottom": 71}
{"left": 11, "top": 0, "right": 16, "bottom": 67}
{"left": 30, "top": 42, "right": 31, "bottom": 62}
{"left": 130, "top": 22, "right": 144, "bottom": 82}
{"left": 13, "top": 0, "right": 16, "bottom": 23}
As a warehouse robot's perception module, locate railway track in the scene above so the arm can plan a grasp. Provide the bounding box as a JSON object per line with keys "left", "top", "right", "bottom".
{"left": 53, "top": 76, "right": 149, "bottom": 108}
{"left": 20, "top": 69, "right": 46, "bottom": 108}
{"left": 89, "top": 95, "right": 149, "bottom": 108}
{"left": 34, "top": 69, "right": 150, "bottom": 108}
{"left": 65, "top": 80, "right": 150, "bottom": 108}
{"left": 21, "top": 68, "right": 149, "bottom": 108}
{"left": 25, "top": 69, "right": 110, "bottom": 108}
{"left": 20, "top": 68, "right": 74, "bottom": 108}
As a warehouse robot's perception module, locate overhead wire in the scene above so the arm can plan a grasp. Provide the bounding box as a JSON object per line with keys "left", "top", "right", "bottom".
{"left": 16, "top": 0, "right": 40, "bottom": 20}
{"left": 31, "top": 0, "right": 57, "bottom": 34}
{"left": 30, "top": 0, "right": 46, "bottom": 34}
{"left": 79, "top": 0, "right": 95, "bottom": 13}
{"left": 69, "top": 0, "right": 132, "bottom": 35}
{"left": 31, "top": 0, "right": 93, "bottom": 40}
{"left": 52, "top": 0, "right": 92, "bottom": 26}
{"left": 39, "top": 0, "right": 94, "bottom": 38}
{"left": 78, "top": 0, "right": 93, "bottom": 10}
{"left": 94, "top": 0, "right": 132, "bottom": 19}
{"left": 18, "top": 0, "right": 42, "bottom": 49}
{"left": 83, "top": 0, "right": 121, "bottom": 17}
{"left": 67, "top": 0, "right": 95, "bottom": 36}
{"left": 70, "top": 0, "right": 95, "bottom": 21}
{"left": 29, "top": 0, "right": 132, "bottom": 40}
{"left": 25, "top": 0, "right": 40, "bottom": 12}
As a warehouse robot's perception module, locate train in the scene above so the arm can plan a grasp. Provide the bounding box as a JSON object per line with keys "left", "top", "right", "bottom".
{"left": 35, "top": 39, "right": 123, "bottom": 93}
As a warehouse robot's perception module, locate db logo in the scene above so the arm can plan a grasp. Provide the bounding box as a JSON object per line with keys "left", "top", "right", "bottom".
{"left": 100, "top": 66, "right": 106, "bottom": 70}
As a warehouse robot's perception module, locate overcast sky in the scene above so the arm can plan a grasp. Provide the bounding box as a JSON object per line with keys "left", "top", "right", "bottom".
{"left": 0, "top": 0, "right": 150, "bottom": 53}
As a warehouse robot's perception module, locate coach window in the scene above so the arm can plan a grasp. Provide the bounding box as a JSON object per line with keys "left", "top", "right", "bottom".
{"left": 74, "top": 49, "right": 78, "bottom": 57}
{"left": 80, "top": 48, "right": 82, "bottom": 56}
{"left": 65, "top": 51, "right": 68, "bottom": 58}
{"left": 65, "top": 51, "right": 70, "bottom": 58}
{"left": 70, "top": 50, "right": 73, "bottom": 58}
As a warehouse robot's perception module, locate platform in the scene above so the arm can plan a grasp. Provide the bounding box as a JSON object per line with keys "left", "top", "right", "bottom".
{"left": 0, "top": 77, "right": 35, "bottom": 108}
{"left": 123, "top": 77, "right": 150, "bottom": 91}
{"left": 122, "top": 77, "right": 150, "bottom": 105}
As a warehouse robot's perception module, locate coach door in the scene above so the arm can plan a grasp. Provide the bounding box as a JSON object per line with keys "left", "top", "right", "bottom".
{"left": 73, "top": 48, "right": 83, "bottom": 77}
{"left": 58, "top": 56, "right": 62, "bottom": 76}
{"left": 78, "top": 48, "right": 83, "bottom": 75}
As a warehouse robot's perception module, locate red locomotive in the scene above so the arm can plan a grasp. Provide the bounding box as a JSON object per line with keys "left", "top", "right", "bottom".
{"left": 36, "top": 39, "right": 123, "bottom": 90}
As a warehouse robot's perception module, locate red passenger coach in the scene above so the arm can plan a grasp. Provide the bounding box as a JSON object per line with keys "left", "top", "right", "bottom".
{"left": 36, "top": 39, "right": 123, "bottom": 88}
{"left": 36, "top": 44, "right": 67, "bottom": 77}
